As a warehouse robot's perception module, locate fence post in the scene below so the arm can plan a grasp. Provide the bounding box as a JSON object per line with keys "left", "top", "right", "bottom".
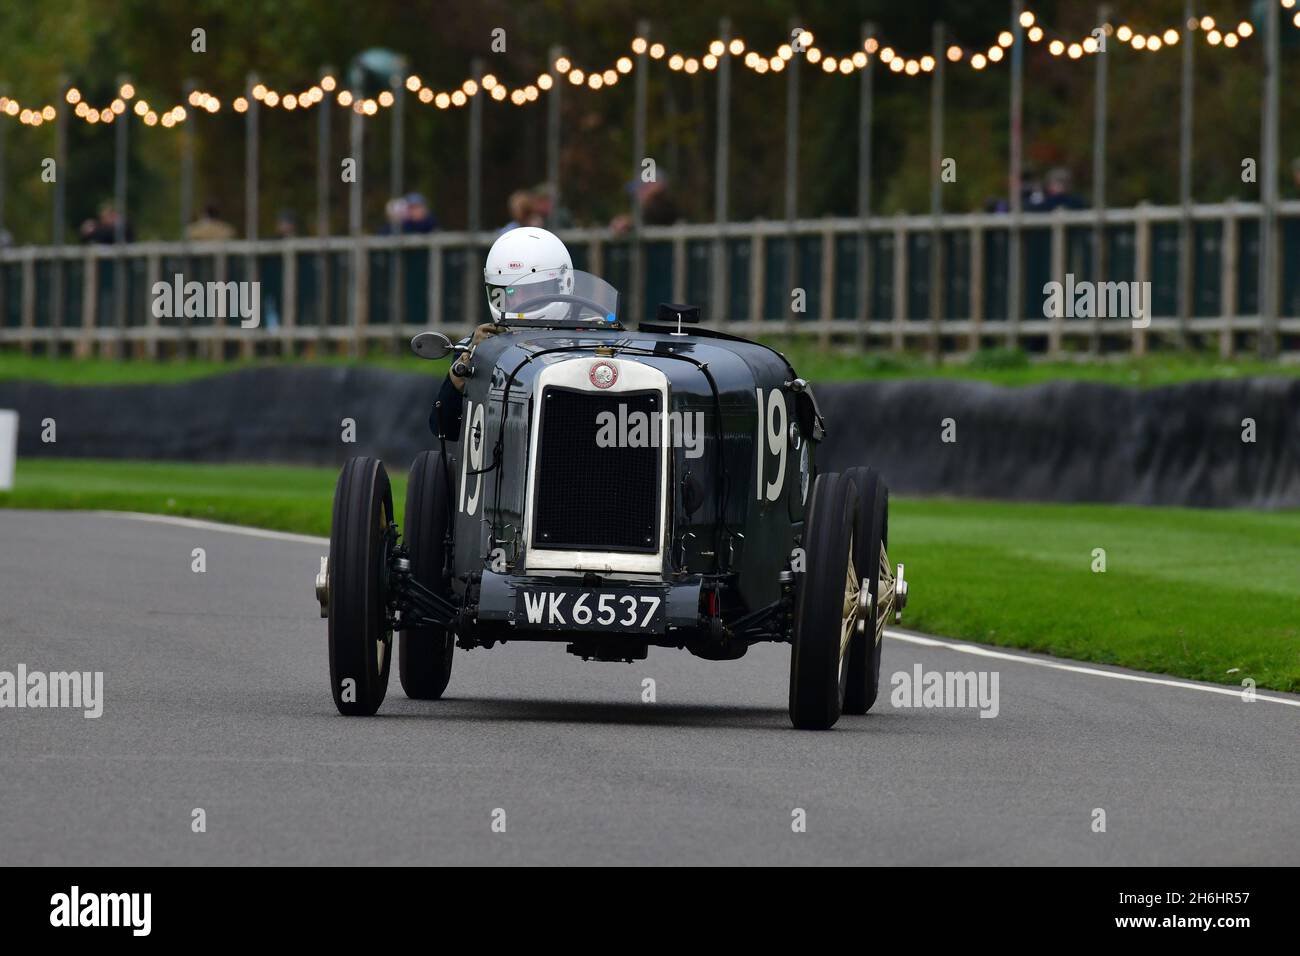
{"left": 893, "top": 214, "right": 907, "bottom": 351}
{"left": 20, "top": 252, "right": 35, "bottom": 354}
{"left": 1007, "top": 1, "right": 1024, "bottom": 350}
{"left": 389, "top": 70, "right": 405, "bottom": 343}
{"left": 547, "top": 44, "right": 565, "bottom": 231}
{"left": 243, "top": 72, "right": 260, "bottom": 360}
{"left": 929, "top": 22, "right": 945, "bottom": 359}
{"left": 1134, "top": 208, "right": 1151, "bottom": 357}
{"left": 1258, "top": 0, "right": 1280, "bottom": 358}
{"left": 315, "top": 67, "right": 332, "bottom": 351}
{"left": 467, "top": 58, "right": 483, "bottom": 235}
{"left": 52, "top": 76, "right": 70, "bottom": 351}
{"left": 712, "top": 17, "right": 731, "bottom": 322}
{"left": 1176, "top": 0, "right": 1194, "bottom": 349}
{"left": 671, "top": 232, "right": 687, "bottom": 304}
{"left": 113, "top": 73, "right": 131, "bottom": 356}
{"left": 1221, "top": 202, "right": 1238, "bottom": 359}
{"left": 245, "top": 72, "right": 259, "bottom": 241}
{"left": 427, "top": 241, "right": 442, "bottom": 330}
{"left": 181, "top": 80, "right": 196, "bottom": 237}
{"left": 819, "top": 226, "right": 833, "bottom": 345}
{"left": 1091, "top": 5, "right": 1109, "bottom": 355}
{"left": 970, "top": 222, "right": 985, "bottom": 349}
{"left": 78, "top": 253, "right": 96, "bottom": 359}
{"left": 465, "top": 58, "right": 484, "bottom": 330}
{"left": 348, "top": 65, "right": 364, "bottom": 356}
{"left": 1049, "top": 208, "right": 1066, "bottom": 355}
{"left": 783, "top": 18, "right": 803, "bottom": 340}
{"left": 630, "top": 28, "right": 647, "bottom": 324}
{"left": 283, "top": 242, "right": 297, "bottom": 355}
{"left": 53, "top": 75, "right": 68, "bottom": 246}
{"left": 212, "top": 250, "right": 226, "bottom": 361}
{"left": 145, "top": 252, "right": 161, "bottom": 359}
{"left": 785, "top": 17, "right": 802, "bottom": 224}
{"left": 857, "top": 22, "right": 876, "bottom": 345}
{"left": 0, "top": 84, "right": 7, "bottom": 245}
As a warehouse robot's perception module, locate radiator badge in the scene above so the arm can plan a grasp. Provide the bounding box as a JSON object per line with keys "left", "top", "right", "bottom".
{"left": 589, "top": 361, "right": 618, "bottom": 389}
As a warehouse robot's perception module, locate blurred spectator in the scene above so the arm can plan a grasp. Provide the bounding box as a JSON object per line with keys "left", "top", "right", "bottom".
{"left": 641, "top": 179, "right": 679, "bottom": 225}
{"left": 185, "top": 205, "right": 236, "bottom": 241}
{"left": 383, "top": 192, "right": 439, "bottom": 234}
{"left": 1291, "top": 157, "right": 1300, "bottom": 194}
{"left": 530, "top": 182, "right": 572, "bottom": 229}
{"left": 1031, "top": 167, "right": 1085, "bottom": 211}
{"left": 987, "top": 167, "right": 1084, "bottom": 212}
{"left": 0, "top": 228, "right": 12, "bottom": 248}
{"left": 609, "top": 177, "right": 679, "bottom": 235}
{"left": 80, "top": 201, "right": 135, "bottom": 244}
{"left": 275, "top": 209, "right": 300, "bottom": 238}
{"left": 498, "top": 190, "right": 543, "bottom": 235}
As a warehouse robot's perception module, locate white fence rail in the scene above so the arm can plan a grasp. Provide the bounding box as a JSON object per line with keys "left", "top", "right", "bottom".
{"left": 2, "top": 200, "right": 1298, "bottom": 359}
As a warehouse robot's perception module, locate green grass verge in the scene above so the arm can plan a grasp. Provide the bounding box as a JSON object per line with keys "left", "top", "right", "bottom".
{"left": 2, "top": 343, "right": 1297, "bottom": 388}
{"left": 0, "top": 458, "right": 360, "bottom": 538}
{"left": 0, "top": 351, "right": 449, "bottom": 386}
{"left": 893, "top": 498, "right": 1300, "bottom": 694}
{"left": 2, "top": 458, "right": 1296, "bottom": 693}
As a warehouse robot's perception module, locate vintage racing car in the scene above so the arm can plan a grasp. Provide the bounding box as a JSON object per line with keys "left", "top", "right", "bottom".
{"left": 315, "top": 270, "right": 907, "bottom": 729}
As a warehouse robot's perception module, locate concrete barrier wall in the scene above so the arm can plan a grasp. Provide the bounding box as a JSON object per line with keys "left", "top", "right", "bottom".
{"left": 2, "top": 369, "right": 1298, "bottom": 508}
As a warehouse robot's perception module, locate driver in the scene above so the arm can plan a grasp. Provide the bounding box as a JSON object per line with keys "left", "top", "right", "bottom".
{"left": 430, "top": 226, "right": 574, "bottom": 440}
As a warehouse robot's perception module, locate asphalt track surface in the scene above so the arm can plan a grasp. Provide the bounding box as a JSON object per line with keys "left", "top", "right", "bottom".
{"left": 1, "top": 509, "right": 1297, "bottom": 866}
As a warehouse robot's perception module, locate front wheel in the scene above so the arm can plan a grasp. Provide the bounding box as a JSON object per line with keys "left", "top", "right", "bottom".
{"left": 788, "top": 472, "right": 859, "bottom": 730}
{"left": 328, "top": 457, "right": 395, "bottom": 716}
{"left": 399, "top": 450, "right": 456, "bottom": 700}
{"left": 843, "top": 466, "right": 888, "bottom": 715}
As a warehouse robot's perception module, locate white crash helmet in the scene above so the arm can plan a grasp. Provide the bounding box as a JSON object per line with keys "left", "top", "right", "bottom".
{"left": 483, "top": 226, "right": 575, "bottom": 323}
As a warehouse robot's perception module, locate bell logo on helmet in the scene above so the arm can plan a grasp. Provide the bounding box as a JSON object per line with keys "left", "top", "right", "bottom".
{"left": 508, "top": 261, "right": 523, "bottom": 270}
{"left": 589, "top": 362, "right": 618, "bottom": 389}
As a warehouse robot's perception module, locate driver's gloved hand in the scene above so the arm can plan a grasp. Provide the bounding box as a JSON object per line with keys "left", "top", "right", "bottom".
{"left": 449, "top": 323, "right": 504, "bottom": 392}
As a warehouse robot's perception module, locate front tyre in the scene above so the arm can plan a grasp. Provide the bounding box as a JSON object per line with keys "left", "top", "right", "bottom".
{"left": 788, "top": 472, "right": 859, "bottom": 730}
{"left": 328, "top": 457, "right": 395, "bottom": 716}
{"left": 843, "top": 467, "right": 888, "bottom": 715}
{"left": 399, "top": 450, "right": 456, "bottom": 700}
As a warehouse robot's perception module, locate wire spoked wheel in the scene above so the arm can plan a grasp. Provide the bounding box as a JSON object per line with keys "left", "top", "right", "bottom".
{"left": 789, "top": 471, "right": 859, "bottom": 730}
{"left": 839, "top": 549, "right": 862, "bottom": 688}
{"left": 843, "top": 466, "right": 890, "bottom": 714}
{"left": 328, "top": 457, "right": 395, "bottom": 716}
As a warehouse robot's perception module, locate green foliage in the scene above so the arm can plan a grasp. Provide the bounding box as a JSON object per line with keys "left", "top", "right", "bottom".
{"left": 0, "top": 1, "right": 1295, "bottom": 243}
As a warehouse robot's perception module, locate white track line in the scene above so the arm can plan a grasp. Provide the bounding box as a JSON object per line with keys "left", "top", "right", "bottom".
{"left": 885, "top": 629, "right": 1300, "bottom": 709}
{"left": 95, "top": 510, "right": 328, "bottom": 546}
{"left": 93, "top": 511, "right": 1300, "bottom": 710}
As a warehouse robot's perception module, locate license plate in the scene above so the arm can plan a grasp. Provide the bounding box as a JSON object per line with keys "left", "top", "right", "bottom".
{"left": 514, "top": 587, "right": 666, "bottom": 633}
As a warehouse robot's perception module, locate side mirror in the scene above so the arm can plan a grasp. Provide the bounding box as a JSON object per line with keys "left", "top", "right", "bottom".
{"left": 410, "top": 331, "right": 453, "bottom": 360}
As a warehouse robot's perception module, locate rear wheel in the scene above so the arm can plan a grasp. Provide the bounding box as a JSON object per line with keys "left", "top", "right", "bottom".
{"left": 328, "top": 457, "right": 395, "bottom": 716}
{"left": 843, "top": 467, "right": 888, "bottom": 715}
{"left": 399, "top": 450, "right": 456, "bottom": 700}
{"left": 788, "top": 472, "right": 859, "bottom": 730}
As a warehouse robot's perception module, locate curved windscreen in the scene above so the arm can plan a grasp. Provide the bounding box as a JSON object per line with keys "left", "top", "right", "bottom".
{"left": 487, "top": 270, "right": 621, "bottom": 326}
